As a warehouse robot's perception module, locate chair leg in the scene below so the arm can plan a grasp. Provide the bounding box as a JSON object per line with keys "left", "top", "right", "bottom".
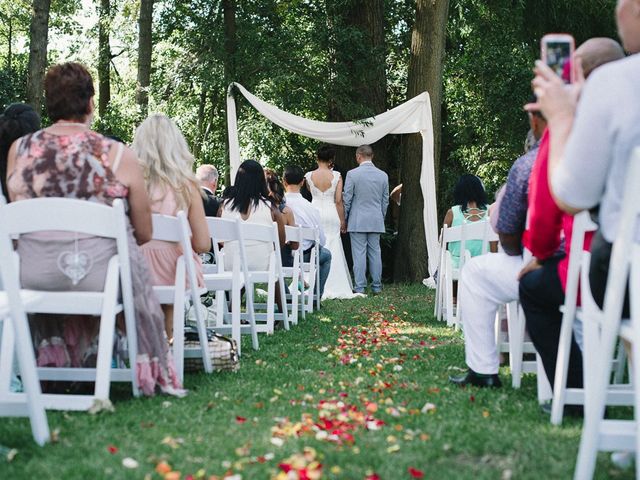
{"left": 551, "top": 308, "right": 576, "bottom": 425}
{"left": 172, "top": 261, "right": 186, "bottom": 382}
{"left": 94, "top": 272, "right": 119, "bottom": 401}
{"left": 190, "top": 291, "right": 212, "bottom": 375}
{"left": 0, "top": 318, "right": 16, "bottom": 394}
{"left": 574, "top": 318, "right": 619, "bottom": 479}
{"left": 4, "top": 318, "right": 50, "bottom": 445}
{"left": 507, "top": 302, "right": 524, "bottom": 389}
{"left": 536, "top": 353, "right": 553, "bottom": 404}
{"left": 613, "top": 340, "right": 627, "bottom": 384}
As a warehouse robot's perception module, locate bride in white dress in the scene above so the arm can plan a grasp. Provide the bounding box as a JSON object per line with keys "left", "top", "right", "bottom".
{"left": 305, "top": 160, "right": 357, "bottom": 299}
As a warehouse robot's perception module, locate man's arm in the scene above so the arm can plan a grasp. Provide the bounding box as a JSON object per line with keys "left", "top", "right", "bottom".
{"left": 343, "top": 172, "right": 354, "bottom": 220}
{"left": 381, "top": 174, "right": 389, "bottom": 218}
{"left": 496, "top": 152, "right": 533, "bottom": 256}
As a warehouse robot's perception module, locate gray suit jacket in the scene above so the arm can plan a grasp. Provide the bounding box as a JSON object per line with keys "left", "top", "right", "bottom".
{"left": 343, "top": 162, "right": 389, "bottom": 233}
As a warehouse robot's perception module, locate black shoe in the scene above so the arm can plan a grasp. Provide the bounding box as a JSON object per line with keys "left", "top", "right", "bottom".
{"left": 540, "top": 402, "right": 584, "bottom": 418}
{"left": 449, "top": 369, "right": 502, "bottom": 388}
{"left": 371, "top": 290, "right": 381, "bottom": 296}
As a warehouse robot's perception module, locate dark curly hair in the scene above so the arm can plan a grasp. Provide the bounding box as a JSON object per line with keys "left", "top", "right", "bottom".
{"left": 44, "top": 62, "right": 95, "bottom": 122}
{"left": 453, "top": 174, "right": 488, "bottom": 212}
{"left": 0, "top": 103, "right": 40, "bottom": 197}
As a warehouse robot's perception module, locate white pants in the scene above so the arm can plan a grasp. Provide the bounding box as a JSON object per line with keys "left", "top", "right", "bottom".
{"left": 459, "top": 251, "right": 524, "bottom": 374}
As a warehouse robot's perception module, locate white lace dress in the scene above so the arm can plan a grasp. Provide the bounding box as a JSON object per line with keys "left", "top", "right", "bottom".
{"left": 305, "top": 171, "right": 356, "bottom": 299}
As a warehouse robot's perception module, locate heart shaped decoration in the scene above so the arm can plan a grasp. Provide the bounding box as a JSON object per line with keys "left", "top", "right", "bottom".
{"left": 57, "top": 250, "right": 94, "bottom": 286}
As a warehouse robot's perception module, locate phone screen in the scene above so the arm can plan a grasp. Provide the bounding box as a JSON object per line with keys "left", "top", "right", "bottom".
{"left": 545, "top": 41, "right": 572, "bottom": 82}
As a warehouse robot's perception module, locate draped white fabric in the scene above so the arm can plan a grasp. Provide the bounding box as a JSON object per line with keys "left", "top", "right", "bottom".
{"left": 226, "top": 82, "right": 439, "bottom": 276}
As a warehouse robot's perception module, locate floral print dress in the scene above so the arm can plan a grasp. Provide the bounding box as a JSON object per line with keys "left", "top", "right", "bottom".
{"left": 7, "top": 129, "right": 185, "bottom": 396}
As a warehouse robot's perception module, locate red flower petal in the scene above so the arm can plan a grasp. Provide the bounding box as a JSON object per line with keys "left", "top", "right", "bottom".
{"left": 235, "top": 416, "right": 247, "bottom": 423}
{"left": 365, "top": 474, "right": 381, "bottom": 480}
{"left": 408, "top": 467, "right": 424, "bottom": 478}
{"left": 107, "top": 445, "right": 118, "bottom": 454}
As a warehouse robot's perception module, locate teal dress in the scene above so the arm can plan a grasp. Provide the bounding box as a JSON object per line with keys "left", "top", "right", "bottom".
{"left": 447, "top": 205, "right": 488, "bottom": 268}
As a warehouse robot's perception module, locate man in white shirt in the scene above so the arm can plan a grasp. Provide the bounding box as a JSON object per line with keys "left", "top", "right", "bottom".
{"left": 283, "top": 165, "right": 332, "bottom": 297}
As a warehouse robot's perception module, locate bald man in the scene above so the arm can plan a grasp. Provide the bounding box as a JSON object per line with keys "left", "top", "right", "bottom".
{"left": 518, "top": 37, "right": 625, "bottom": 406}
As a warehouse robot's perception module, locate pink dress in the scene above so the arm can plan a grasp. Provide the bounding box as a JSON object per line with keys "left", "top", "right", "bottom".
{"left": 7, "top": 130, "right": 184, "bottom": 396}
{"left": 141, "top": 187, "right": 204, "bottom": 288}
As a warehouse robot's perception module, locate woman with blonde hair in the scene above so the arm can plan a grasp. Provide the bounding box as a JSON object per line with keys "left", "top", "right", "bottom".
{"left": 133, "top": 114, "right": 210, "bottom": 339}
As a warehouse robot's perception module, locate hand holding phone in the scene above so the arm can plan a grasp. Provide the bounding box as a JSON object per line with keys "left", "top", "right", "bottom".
{"left": 541, "top": 33, "right": 575, "bottom": 83}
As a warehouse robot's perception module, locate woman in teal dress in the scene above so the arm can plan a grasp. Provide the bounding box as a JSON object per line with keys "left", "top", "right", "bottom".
{"left": 442, "top": 174, "right": 489, "bottom": 268}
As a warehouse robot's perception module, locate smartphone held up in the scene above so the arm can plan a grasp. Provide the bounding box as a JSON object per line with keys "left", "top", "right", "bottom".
{"left": 541, "top": 33, "right": 575, "bottom": 83}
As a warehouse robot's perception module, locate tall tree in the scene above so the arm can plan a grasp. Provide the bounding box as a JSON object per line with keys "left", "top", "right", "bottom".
{"left": 26, "top": 0, "right": 51, "bottom": 113}
{"left": 326, "top": 0, "right": 387, "bottom": 174}
{"left": 394, "top": 0, "right": 449, "bottom": 282}
{"left": 97, "top": 0, "right": 111, "bottom": 117}
{"left": 136, "top": 0, "right": 154, "bottom": 118}
{"left": 222, "top": 0, "right": 236, "bottom": 185}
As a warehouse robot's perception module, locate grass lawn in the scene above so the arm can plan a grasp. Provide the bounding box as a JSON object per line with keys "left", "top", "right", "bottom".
{"left": 0, "top": 284, "right": 632, "bottom": 479}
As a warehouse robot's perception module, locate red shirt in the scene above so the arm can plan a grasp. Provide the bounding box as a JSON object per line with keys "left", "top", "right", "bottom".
{"left": 524, "top": 129, "right": 593, "bottom": 292}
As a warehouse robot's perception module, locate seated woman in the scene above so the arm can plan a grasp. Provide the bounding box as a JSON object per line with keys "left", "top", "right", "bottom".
{"left": 6, "top": 62, "right": 183, "bottom": 396}
{"left": 132, "top": 114, "right": 211, "bottom": 340}
{"left": 442, "top": 174, "right": 490, "bottom": 268}
{"left": 265, "top": 168, "right": 298, "bottom": 266}
{"left": 0, "top": 104, "right": 40, "bottom": 198}
{"left": 221, "top": 160, "right": 286, "bottom": 309}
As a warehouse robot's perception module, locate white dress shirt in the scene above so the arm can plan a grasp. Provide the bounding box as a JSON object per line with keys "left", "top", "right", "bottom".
{"left": 284, "top": 192, "right": 326, "bottom": 249}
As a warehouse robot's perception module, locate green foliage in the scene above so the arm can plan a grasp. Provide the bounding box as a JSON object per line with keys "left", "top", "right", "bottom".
{"left": 440, "top": 0, "right": 617, "bottom": 211}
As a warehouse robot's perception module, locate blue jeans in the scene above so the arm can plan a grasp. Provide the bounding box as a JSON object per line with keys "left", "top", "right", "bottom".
{"left": 282, "top": 245, "right": 332, "bottom": 297}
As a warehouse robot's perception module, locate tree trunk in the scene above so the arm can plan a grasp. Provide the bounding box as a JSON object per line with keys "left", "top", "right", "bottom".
{"left": 394, "top": 0, "right": 449, "bottom": 282}
{"left": 7, "top": 15, "right": 12, "bottom": 73}
{"left": 222, "top": 0, "right": 236, "bottom": 186}
{"left": 98, "top": 0, "right": 111, "bottom": 117}
{"left": 326, "top": 0, "right": 387, "bottom": 175}
{"left": 136, "top": 0, "right": 154, "bottom": 118}
{"left": 26, "top": 0, "right": 51, "bottom": 114}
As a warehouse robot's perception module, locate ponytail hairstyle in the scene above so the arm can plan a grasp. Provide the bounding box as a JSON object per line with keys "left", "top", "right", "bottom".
{"left": 264, "top": 168, "right": 285, "bottom": 205}
{"left": 0, "top": 103, "right": 41, "bottom": 196}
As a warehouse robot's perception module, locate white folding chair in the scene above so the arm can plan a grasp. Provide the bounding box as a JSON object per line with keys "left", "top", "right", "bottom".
{"left": 0, "top": 200, "right": 50, "bottom": 445}
{"left": 495, "top": 300, "right": 552, "bottom": 400}
{"left": 237, "top": 221, "right": 290, "bottom": 334}
{"left": 150, "top": 212, "right": 212, "bottom": 381}
{"left": 282, "top": 225, "right": 303, "bottom": 325}
{"left": 299, "top": 226, "right": 321, "bottom": 314}
{"left": 206, "top": 217, "right": 258, "bottom": 356}
{"left": 0, "top": 198, "right": 138, "bottom": 410}
{"left": 574, "top": 147, "right": 640, "bottom": 479}
{"left": 551, "top": 212, "right": 632, "bottom": 425}
{"left": 440, "top": 220, "right": 494, "bottom": 328}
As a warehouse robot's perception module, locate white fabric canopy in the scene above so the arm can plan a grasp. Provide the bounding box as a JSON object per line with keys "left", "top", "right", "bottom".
{"left": 226, "top": 82, "right": 439, "bottom": 276}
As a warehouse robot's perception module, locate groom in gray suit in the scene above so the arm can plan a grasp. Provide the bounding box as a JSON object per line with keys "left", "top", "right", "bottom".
{"left": 343, "top": 145, "right": 389, "bottom": 294}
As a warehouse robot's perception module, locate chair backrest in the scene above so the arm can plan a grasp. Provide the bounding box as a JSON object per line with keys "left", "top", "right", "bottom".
{"left": 151, "top": 212, "right": 200, "bottom": 291}
{"left": 285, "top": 225, "right": 303, "bottom": 245}
{"left": 236, "top": 221, "right": 280, "bottom": 274}
{"left": 601, "top": 147, "right": 640, "bottom": 323}
{"left": 1, "top": 197, "right": 125, "bottom": 239}
{"left": 442, "top": 220, "right": 493, "bottom": 269}
{"left": 206, "top": 217, "right": 238, "bottom": 272}
{"left": 563, "top": 211, "right": 598, "bottom": 316}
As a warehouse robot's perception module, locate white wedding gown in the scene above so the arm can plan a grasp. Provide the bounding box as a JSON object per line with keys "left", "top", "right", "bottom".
{"left": 305, "top": 171, "right": 357, "bottom": 299}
